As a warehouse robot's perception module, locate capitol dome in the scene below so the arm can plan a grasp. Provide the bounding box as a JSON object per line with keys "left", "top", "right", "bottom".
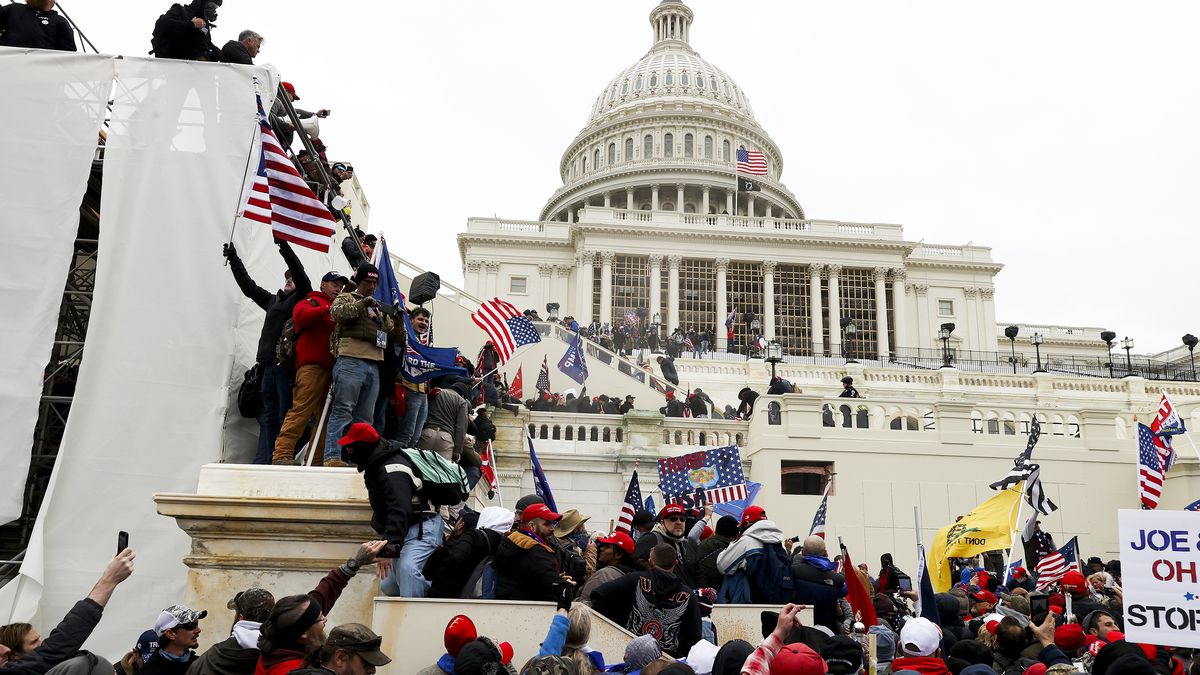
{"left": 540, "top": 1, "right": 804, "bottom": 222}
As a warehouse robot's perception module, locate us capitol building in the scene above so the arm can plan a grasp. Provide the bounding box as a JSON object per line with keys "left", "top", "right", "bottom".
{"left": 450, "top": 1, "right": 1200, "bottom": 564}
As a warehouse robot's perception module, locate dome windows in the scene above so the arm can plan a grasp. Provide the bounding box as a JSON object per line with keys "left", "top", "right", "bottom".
{"left": 681, "top": 71, "right": 690, "bottom": 86}
{"left": 724, "top": 82, "right": 732, "bottom": 98}
{"left": 608, "top": 142, "right": 616, "bottom": 165}
{"left": 704, "top": 135, "right": 713, "bottom": 159}
{"left": 665, "top": 71, "right": 674, "bottom": 86}
{"left": 664, "top": 133, "right": 674, "bottom": 156}
{"left": 697, "top": 74, "right": 705, "bottom": 90}
{"left": 684, "top": 133, "right": 694, "bottom": 158}
{"left": 593, "top": 148, "right": 601, "bottom": 169}
{"left": 644, "top": 134, "right": 653, "bottom": 158}
{"left": 582, "top": 156, "right": 588, "bottom": 173}
{"left": 634, "top": 75, "right": 643, "bottom": 92}
{"left": 621, "top": 79, "right": 629, "bottom": 96}
{"left": 649, "top": 72, "right": 658, "bottom": 88}
{"left": 625, "top": 137, "right": 634, "bottom": 161}
{"left": 722, "top": 139, "right": 730, "bottom": 161}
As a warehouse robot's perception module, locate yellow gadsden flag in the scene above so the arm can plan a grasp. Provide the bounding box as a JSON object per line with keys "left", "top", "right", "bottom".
{"left": 928, "top": 488, "right": 1022, "bottom": 592}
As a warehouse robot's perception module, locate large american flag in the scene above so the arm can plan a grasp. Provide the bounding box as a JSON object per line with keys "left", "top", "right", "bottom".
{"left": 809, "top": 482, "right": 830, "bottom": 538}
{"left": 735, "top": 148, "right": 768, "bottom": 176}
{"left": 241, "top": 95, "right": 336, "bottom": 252}
{"left": 1138, "top": 422, "right": 1165, "bottom": 509}
{"left": 658, "top": 446, "right": 747, "bottom": 505}
{"left": 471, "top": 298, "right": 541, "bottom": 363}
{"left": 1150, "top": 391, "right": 1184, "bottom": 473}
{"left": 1035, "top": 537, "right": 1078, "bottom": 590}
{"left": 615, "top": 471, "right": 643, "bottom": 534}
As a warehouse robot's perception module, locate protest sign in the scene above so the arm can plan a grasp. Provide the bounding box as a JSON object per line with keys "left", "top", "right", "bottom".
{"left": 1118, "top": 509, "right": 1200, "bottom": 648}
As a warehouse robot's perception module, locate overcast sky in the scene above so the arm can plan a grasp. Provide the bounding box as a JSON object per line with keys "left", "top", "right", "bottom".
{"left": 65, "top": 1, "right": 1199, "bottom": 354}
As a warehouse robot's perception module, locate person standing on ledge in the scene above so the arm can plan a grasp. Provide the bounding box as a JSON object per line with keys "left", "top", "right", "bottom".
{"left": 839, "top": 376, "right": 859, "bottom": 398}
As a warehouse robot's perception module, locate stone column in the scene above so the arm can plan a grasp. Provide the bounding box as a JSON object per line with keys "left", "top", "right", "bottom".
{"left": 810, "top": 263, "right": 824, "bottom": 356}
{"left": 715, "top": 257, "right": 729, "bottom": 351}
{"left": 553, "top": 265, "right": 570, "bottom": 306}
{"left": 603, "top": 192, "right": 611, "bottom": 208}
{"left": 725, "top": 190, "right": 733, "bottom": 215}
{"left": 626, "top": 188, "right": 634, "bottom": 210}
{"left": 765, "top": 203, "right": 773, "bottom": 218}
{"left": 891, "top": 268, "right": 907, "bottom": 351}
{"left": 763, "top": 260, "right": 777, "bottom": 341}
{"left": 979, "top": 287, "right": 997, "bottom": 348}
{"left": 702, "top": 186, "right": 710, "bottom": 214}
{"left": 465, "top": 260, "right": 482, "bottom": 296}
{"left": 873, "top": 267, "right": 890, "bottom": 359}
{"left": 599, "top": 251, "right": 615, "bottom": 326}
{"left": 912, "top": 283, "right": 929, "bottom": 348}
{"left": 649, "top": 254, "right": 663, "bottom": 325}
{"left": 538, "top": 264, "right": 553, "bottom": 308}
{"left": 652, "top": 185, "right": 660, "bottom": 211}
{"left": 484, "top": 261, "right": 500, "bottom": 297}
{"left": 826, "top": 264, "right": 842, "bottom": 358}
{"left": 667, "top": 255, "right": 681, "bottom": 332}
{"left": 963, "top": 287, "right": 979, "bottom": 352}
{"left": 746, "top": 195, "right": 755, "bottom": 217}
{"left": 676, "top": 184, "right": 685, "bottom": 211}
{"left": 578, "top": 251, "right": 595, "bottom": 322}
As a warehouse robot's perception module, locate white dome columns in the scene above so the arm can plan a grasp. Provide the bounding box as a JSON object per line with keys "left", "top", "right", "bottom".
{"left": 667, "top": 255, "right": 681, "bottom": 332}
{"left": 715, "top": 258, "right": 729, "bottom": 351}
{"left": 651, "top": 1, "right": 694, "bottom": 49}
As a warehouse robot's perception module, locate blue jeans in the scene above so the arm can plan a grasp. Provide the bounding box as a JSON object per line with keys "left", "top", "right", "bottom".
{"left": 254, "top": 364, "right": 293, "bottom": 464}
{"left": 324, "top": 357, "right": 380, "bottom": 462}
{"left": 394, "top": 390, "right": 428, "bottom": 447}
{"left": 380, "top": 514, "right": 443, "bottom": 597}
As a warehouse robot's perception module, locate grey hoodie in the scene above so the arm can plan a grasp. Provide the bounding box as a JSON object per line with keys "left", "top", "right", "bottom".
{"left": 715, "top": 520, "right": 784, "bottom": 574}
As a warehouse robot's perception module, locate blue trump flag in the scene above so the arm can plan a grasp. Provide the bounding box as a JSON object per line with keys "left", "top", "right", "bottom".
{"left": 527, "top": 434, "right": 557, "bottom": 512}
{"left": 713, "top": 481, "right": 763, "bottom": 522}
{"left": 557, "top": 331, "right": 589, "bottom": 385}
{"left": 373, "top": 238, "right": 467, "bottom": 384}
{"left": 644, "top": 495, "right": 656, "bottom": 514}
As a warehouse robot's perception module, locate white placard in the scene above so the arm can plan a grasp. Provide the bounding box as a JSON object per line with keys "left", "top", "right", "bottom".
{"left": 1118, "top": 509, "right": 1200, "bottom": 648}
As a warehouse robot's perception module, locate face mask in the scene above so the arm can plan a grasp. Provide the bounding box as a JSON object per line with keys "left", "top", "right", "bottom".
{"left": 203, "top": 2, "right": 220, "bottom": 23}
{"left": 569, "top": 533, "right": 589, "bottom": 549}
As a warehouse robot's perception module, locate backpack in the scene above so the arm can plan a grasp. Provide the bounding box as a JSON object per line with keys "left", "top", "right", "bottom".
{"left": 276, "top": 298, "right": 319, "bottom": 367}
{"left": 236, "top": 363, "right": 263, "bottom": 418}
{"left": 743, "top": 543, "right": 796, "bottom": 604}
{"left": 399, "top": 447, "right": 469, "bottom": 506}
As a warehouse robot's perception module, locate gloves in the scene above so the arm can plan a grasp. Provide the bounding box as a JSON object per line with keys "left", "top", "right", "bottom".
{"left": 553, "top": 581, "right": 573, "bottom": 612}
{"left": 222, "top": 242, "right": 236, "bottom": 259}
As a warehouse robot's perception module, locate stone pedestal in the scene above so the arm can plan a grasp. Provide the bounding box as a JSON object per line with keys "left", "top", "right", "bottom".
{"left": 155, "top": 464, "right": 378, "bottom": 652}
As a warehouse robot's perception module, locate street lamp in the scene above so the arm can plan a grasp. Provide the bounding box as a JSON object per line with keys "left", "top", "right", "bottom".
{"left": 1004, "top": 325, "right": 1019, "bottom": 374}
{"left": 938, "top": 322, "right": 955, "bottom": 368}
{"left": 766, "top": 340, "right": 783, "bottom": 379}
{"left": 1121, "top": 336, "right": 1135, "bottom": 376}
{"left": 1100, "top": 330, "right": 1116, "bottom": 378}
{"left": 839, "top": 317, "right": 857, "bottom": 363}
{"left": 1030, "top": 332, "right": 1045, "bottom": 373}
{"left": 546, "top": 303, "right": 560, "bottom": 322}
{"left": 1183, "top": 334, "right": 1198, "bottom": 381}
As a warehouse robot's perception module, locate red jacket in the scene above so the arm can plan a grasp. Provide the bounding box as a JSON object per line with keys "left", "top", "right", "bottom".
{"left": 889, "top": 656, "right": 951, "bottom": 674}
{"left": 292, "top": 291, "right": 334, "bottom": 369}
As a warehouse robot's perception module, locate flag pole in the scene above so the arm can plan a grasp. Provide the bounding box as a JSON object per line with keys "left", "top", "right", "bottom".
{"left": 1003, "top": 484, "right": 1027, "bottom": 583}
{"left": 226, "top": 76, "right": 264, "bottom": 266}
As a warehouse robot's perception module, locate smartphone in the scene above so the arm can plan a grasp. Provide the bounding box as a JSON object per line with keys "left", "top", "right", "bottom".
{"left": 787, "top": 535, "right": 801, "bottom": 544}
{"left": 117, "top": 531, "right": 129, "bottom": 554}
{"left": 898, "top": 577, "right": 913, "bottom": 592}
{"left": 1029, "top": 592, "right": 1049, "bottom": 624}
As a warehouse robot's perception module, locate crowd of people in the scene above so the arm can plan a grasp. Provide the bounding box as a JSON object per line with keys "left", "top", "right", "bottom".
{"left": 0, "top": 503, "right": 1167, "bottom": 675}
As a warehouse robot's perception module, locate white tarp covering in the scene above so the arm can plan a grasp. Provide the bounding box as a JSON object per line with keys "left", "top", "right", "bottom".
{"left": 0, "top": 54, "right": 361, "bottom": 659}
{"left": 0, "top": 49, "right": 115, "bottom": 524}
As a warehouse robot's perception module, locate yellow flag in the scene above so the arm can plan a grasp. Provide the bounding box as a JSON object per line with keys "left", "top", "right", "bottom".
{"left": 928, "top": 488, "right": 1021, "bottom": 592}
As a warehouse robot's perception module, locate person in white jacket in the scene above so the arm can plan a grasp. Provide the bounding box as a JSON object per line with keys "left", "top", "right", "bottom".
{"left": 714, "top": 506, "right": 792, "bottom": 604}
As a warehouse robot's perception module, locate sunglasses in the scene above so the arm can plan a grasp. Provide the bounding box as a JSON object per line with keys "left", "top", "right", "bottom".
{"left": 176, "top": 622, "right": 199, "bottom": 631}
{"left": 664, "top": 515, "right": 687, "bottom": 523}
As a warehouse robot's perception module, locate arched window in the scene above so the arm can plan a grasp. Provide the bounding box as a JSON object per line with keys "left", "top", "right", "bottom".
{"left": 684, "top": 133, "right": 694, "bottom": 157}
{"left": 704, "top": 135, "right": 713, "bottom": 159}
{"left": 664, "top": 133, "right": 674, "bottom": 156}
{"left": 681, "top": 71, "right": 690, "bottom": 86}
{"left": 625, "top": 137, "right": 634, "bottom": 160}
{"left": 593, "top": 148, "right": 600, "bottom": 169}
{"left": 649, "top": 72, "right": 658, "bottom": 88}
{"left": 697, "top": 74, "right": 706, "bottom": 90}
{"left": 665, "top": 71, "right": 674, "bottom": 86}
{"left": 724, "top": 82, "right": 732, "bottom": 97}
{"left": 644, "top": 134, "right": 653, "bottom": 158}
{"left": 608, "top": 142, "right": 616, "bottom": 165}
{"left": 722, "top": 139, "right": 730, "bottom": 160}
{"left": 634, "top": 75, "right": 643, "bottom": 91}
{"left": 582, "top": 155, "right": 588, "bottom": 173}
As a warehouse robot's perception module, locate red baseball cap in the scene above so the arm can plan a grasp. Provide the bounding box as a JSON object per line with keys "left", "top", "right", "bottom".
{"left": 658, "top": 504, "right": 686, "bottom": 521}
{"left": 282, "top": 81, "right": 299, "bottom": 100}
{"left": 1061, "top": 570, "right": 1088, "bottom": 593}
{"left": 443, "top": 615, "right": 477, "bottom": 657}
{"left": 596, "top": 531, "right": 636, "bottom": 556}
{"left": 497, "top": 641, "right": 514, "bottom": 664}
{"left": 741, "top": 505, "right": 767, "bottom": 528}
{"left": 337, "top": 422, "right": 379, "bottom": 446}
{"left": 1054, "top": 624, "right": 1086, "bottom": 652}
{"left": 521, "top": 503, "right": 562, "bottom": 523}
{"left": 771, "top": 642, "right": 828, "bottom": 674}
{"left": 969, "top": 589, "right": 998, "bottom": 605}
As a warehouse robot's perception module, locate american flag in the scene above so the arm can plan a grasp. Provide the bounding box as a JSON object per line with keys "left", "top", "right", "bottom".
{"left": 658, "top": 446, "right": 747, "bottom": 505}
{"left": 683, "top": 335, "right": 694, "bottom": 352}
{"left": 471, "top": 298, "right": 541, "bottom": 363}
{"left": 1150, "top": 391, "right": 1184, "bottom": 473}
{"left": 809, "top": 482, "right": 830, "bottom": 538}
{"left": 990, "top": 417, "right": 1043, "bottom": 491}
{"left": 479, "top": 439, "right": 498, "bottom": 494}
{"left": 736, "top": 148, "right": 768, "bottom": 176}
{"left": 1138, "top": 422, "right": 1165, "bottom": 510}
{"left": 536, "top": 356, "right": 551, "bottom": 393}
{"left": 615, "top": 471, "right": 643, "bottom": 534}
{"left": 241, "top": 95, "right": 336, "bottom": 252}
{"left": 1035, "top": 537, "right": 1078, "bottom": 590}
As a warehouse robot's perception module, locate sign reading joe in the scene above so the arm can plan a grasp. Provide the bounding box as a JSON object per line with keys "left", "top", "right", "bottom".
{"left": 1119, "top": 509, "right": 1200, "bottom": 648}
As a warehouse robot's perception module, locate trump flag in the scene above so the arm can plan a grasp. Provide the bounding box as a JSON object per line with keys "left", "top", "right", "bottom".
{"left": 658, "top": 446, "right": 747, "bottom": 505}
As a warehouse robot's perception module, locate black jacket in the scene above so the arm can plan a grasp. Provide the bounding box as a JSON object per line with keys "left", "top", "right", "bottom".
{"left": 355, "top": 440, "right": 425, "bottom": 550}
{"left": 0, "top": 4, "right": 75, "bottom": 50}
{"left": 220, "top": 39, "right": 253, "bottom": 64}
{"left": 687, "top": 392, "right": 712, "bottom": 417}
{"left": 185, "top": 636, "right": 258, "bottom": 675}
{"left": 791, "top": 556, "right": 846, "bottom": 633}
{"left": 0, "top": 599, "right": 102, "bottom": 675}
{"left": 492, "top": 530, "right": 561, "bottom": 602}
{"left": 424, "top": 528, "right": 504, "bottom": 598}
{"left": 695, "top": 533, "right": 733, "bottom": 590}
{"left": 661, "top": 399, "right": 686, "bottom": 418}
{"left": 227, "top": 241, "right": 312, "bottom": 365}
{"left": 590, "top": 569, "right": 702, "bottom": 658}
{"left": 340, "top": 236, "right": 369, "bottom": 272}
{"left": 139, "top": 651, "right": 197, "bottom": 675}
{"left": 659, "top": 357, "right": 679, "bottom": 385}
{"left": 632, "top": 530, "right": 699, "bottom": 588}
{"left": 152, "top": 3, "right": 219, "bottom": 61}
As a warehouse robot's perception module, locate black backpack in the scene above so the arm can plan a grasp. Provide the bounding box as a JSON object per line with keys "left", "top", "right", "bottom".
{"left": 236, "top": 363, "right": 262, "bottom": 418}
{"left": 276, "top": 298, "right": 319, "bottom": 367}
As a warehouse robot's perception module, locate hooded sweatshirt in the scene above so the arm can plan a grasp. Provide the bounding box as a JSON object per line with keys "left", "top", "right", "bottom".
{"left": 589, "top": 569, "right": 702, "bottom": 658}
{"left": 425, "top": 506, "right": 513, "bottom": 598}
{"left": 632, "top": 523, "right": 698, "bottom": 587}
{"left": 186, "top": 630, "right": 260, "bottom": 675}
{"left": 714, "top": 520, "right": 784, "bottom": 574}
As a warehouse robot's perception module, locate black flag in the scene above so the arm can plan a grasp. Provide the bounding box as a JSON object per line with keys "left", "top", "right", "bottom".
{"left": 737, "top": 176, "right": 761, "bottom": 192}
